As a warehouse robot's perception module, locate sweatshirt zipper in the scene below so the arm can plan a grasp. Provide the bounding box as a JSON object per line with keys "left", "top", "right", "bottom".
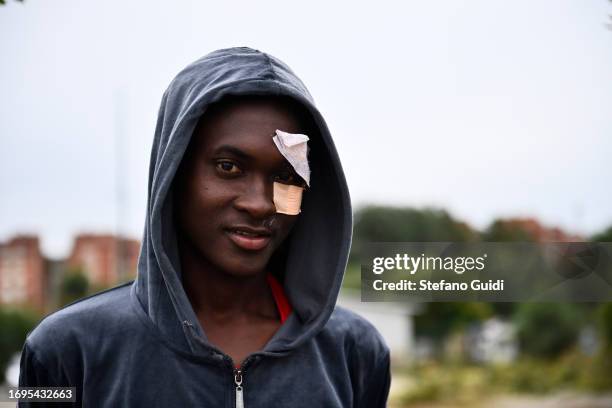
{"left": 182, "top": 320, "right": 256, "bottom": 408}
{"left": 232, "top": 356, "right": 255, "bottom": 408}
{"left": 234, "top": 367, "right": 244, "bottom": 408}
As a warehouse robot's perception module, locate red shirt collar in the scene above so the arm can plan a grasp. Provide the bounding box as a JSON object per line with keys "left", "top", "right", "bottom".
{"left": 266, "top": 272, "right": 292, "bottom": 324}
{"left": 235, "top": 273, "right": 292, "bottom": 368}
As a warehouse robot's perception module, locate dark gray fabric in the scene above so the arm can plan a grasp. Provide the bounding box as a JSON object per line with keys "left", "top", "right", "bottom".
{"left": 19, "top": 47, "right": 391, "bottom": 408}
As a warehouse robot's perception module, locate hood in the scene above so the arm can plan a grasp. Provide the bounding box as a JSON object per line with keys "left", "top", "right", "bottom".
{"left": 133, "top": 47, "right": 352, "bottom": 358}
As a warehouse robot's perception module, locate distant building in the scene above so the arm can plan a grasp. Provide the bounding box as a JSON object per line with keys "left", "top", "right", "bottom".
{"left": 465, "top": 318, "right": 518, "bottom": 363}
{"left": 338, "top": 289, "right": 419, "bottom": 362}
{"left": 67, "top": 234, "right": 140, "bottom": 288}
{"left": 0, "top": 233, "right": 141, "bottom": 311}
{"left": 0, "top": 235, "right": 47, "bottom": 309}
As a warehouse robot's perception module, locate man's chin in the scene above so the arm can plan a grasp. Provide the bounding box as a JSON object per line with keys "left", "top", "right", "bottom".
{"left": 222, "top": 258, "right": 269, "bottom": 278}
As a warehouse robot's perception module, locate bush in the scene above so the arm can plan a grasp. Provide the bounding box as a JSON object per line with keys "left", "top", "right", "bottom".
{"left": 0, "top": 307, "right": 39, "bottom": 383}
{"left": 415, "top": 302, "right": 493, "bottom": 342}
{"left": 578, "top": 303, "right": 612, "bottom": 391}
{"left": 514, "top": 303, "right": 581, "bottom": 360}
{"left": 597, "top": 302, "right": 612, "bottom": 347}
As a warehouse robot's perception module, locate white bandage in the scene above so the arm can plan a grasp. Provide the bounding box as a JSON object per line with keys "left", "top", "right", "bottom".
{"left": 272, "top": 130, "right": 310, "bottom": 187}
{"left": 272, "top": 129, "right": 310, "bottom": 215}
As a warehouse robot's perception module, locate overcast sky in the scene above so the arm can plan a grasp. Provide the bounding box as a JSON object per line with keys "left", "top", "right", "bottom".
{"left": 1, "top": 0, "right": 611, "bottom": 258}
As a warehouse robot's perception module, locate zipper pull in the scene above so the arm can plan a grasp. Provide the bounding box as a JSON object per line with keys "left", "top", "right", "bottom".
{"left": 234, "top": 369, "right": 244, "bottom": 408}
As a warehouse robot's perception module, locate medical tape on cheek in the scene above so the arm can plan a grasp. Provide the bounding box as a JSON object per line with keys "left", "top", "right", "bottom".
{"left": 272, "top": 129, "right": 311, "bottom": 215}
{"left": 273, "top": 182, "right": 304, "bottom": 215}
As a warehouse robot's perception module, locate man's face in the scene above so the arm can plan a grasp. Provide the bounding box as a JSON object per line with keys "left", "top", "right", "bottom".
{"left": 173, "top": 97, "right": 306, "bottom": 277}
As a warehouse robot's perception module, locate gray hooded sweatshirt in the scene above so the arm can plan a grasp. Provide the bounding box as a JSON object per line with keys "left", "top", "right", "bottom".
{"left": 19, "top": 47, "right": 391, "bottom": 408}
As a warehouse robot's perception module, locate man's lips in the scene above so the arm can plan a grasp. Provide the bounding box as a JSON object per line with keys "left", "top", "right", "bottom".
{"left": 225, "top": 226, "right": 273, "bottom": 251}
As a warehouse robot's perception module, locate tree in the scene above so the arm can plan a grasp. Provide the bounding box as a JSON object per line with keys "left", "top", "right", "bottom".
{"left": 482, "top": 219, "right": 537, "bottom": 242}
{"left": 60, "top": 268, "right": 90, "bottom": 307}
{"left": 351, "top": 205, "right": 478, "bottom": 264}
{"left": 591, "top": 225, "right": 612, "bottom": 242}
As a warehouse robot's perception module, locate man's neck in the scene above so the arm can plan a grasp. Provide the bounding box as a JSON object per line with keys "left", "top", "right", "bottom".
{"left": 177, "top": 238, "right": 278, "bottom": 323}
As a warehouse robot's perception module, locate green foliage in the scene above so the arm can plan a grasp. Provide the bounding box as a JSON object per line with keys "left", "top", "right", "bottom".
{"left": 591, "top": 225, "right": 612, "bottom": 242}
{"left": 399, "top": 363, "right": 490, "bottom": 405}
{"left": 341, "top": 262, "right": 361, "bottom": 290}
{"left": 350, "top": 206, "right": 501, "bottom": 343}
{"left": 0, "top": 307, "right": 39, "bottom": 383}
{"left": 351, "top": 205, "right": 478, "bottom": 264}
{"left": 354, "top": 205, "right": 477, "bottom": 242}
{"left": 514, "top": 303, "right": 581, "bottom": 360}
{"left": 415, "top": 302, "right": 493, "bottom": 341}
{"left": 482, "top": 220, "right": 535, "bottom": 242}
{"left": 60, "top": 268, "right": 90, "bottom": 306}
{"left": 598, "top": 302, "right": 612, "bottom": 346}
{"left": 486, "top": 353, "right": 584, "bottom": 394}
{"left": 580, "top": 348, "right": 612, "bottom": 391}
{"left": 396, "top": 351, "right": 611, "bottom": 405}
{"left": 346, "top": 205, "right": 478, "bottom": 291}
{"left": 577, "top": 303, "right": 612, "bottom": 391}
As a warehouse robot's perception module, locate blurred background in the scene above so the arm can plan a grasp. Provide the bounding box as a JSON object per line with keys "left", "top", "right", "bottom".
{"left": 1, "top": 0, "right": 611, "bottom": 406}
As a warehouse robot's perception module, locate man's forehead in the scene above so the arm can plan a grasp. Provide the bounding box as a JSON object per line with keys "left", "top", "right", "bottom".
{"left": 209, "top": 98, "right": 303, "bottom": 127}
{"left": 192, "top": 98, "right": 304, "bottom": 153}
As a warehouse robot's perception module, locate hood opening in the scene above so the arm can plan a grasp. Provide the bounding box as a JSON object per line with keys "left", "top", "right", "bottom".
{"left": 134, "top": 47, "right": 352, "bottom": 357}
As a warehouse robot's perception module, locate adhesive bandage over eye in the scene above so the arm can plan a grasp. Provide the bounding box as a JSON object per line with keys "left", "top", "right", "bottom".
{"left": 272, "top": 129, "right": 310, "bottom": 215}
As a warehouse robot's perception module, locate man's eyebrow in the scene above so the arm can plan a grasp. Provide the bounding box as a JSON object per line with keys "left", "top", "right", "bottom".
{"left": 211, "top": 145, "right": 252, "bottom": 160}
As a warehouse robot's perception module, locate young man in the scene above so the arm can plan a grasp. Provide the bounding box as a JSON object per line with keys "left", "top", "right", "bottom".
{"left": 19, "top": 47, "right": 391, "bottom": 407}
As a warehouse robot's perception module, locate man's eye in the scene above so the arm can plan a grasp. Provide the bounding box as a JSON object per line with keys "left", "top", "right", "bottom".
{"left": 216, "top": 161, "right": 241, "bottom": 175}
{"left": 275, "top": 171, "right": 296, "bottom": 184}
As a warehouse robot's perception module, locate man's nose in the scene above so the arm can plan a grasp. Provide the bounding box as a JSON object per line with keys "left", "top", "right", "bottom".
{"left": 234, "top": 176, "right": 276, "bottom": 219}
